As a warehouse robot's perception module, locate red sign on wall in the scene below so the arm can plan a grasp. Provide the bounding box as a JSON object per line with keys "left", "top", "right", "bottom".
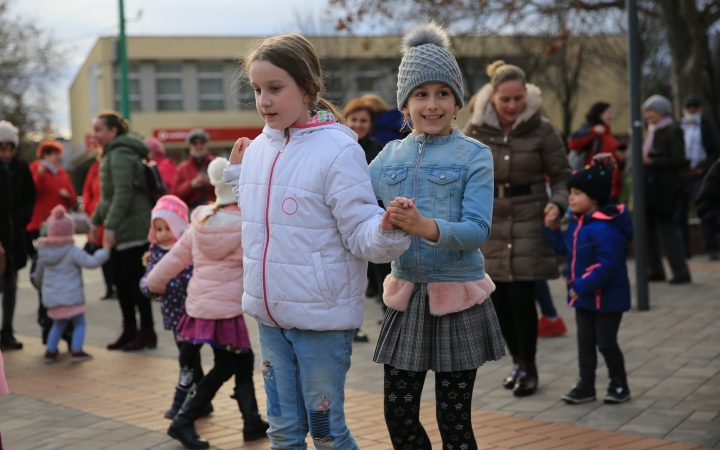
{"left": 153, "top": 127, "right": 264, "bottom": 143}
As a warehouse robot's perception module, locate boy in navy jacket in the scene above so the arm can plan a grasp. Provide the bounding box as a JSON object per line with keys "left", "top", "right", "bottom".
{"left": 544, "top": 154, "right": 633, "bottom": 404}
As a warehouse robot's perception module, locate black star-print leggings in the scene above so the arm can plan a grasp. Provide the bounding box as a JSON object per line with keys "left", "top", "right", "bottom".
{"left": 384, "top": 365, "right": 478, "bottom": 450}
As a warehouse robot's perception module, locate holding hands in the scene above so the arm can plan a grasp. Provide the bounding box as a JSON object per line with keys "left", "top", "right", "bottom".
{"left": 381, "top": 197, "right": 440, "bottom": 241}
{"left": 229, "top": 137, "right": 252, "bottom": 165}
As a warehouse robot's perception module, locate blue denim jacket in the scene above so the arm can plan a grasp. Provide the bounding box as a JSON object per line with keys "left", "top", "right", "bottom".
{"left": 369, "top": 128, "right": 494, "bottom": 282}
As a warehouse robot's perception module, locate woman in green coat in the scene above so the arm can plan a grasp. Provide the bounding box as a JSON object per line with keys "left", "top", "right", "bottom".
{"left": 90, "top": 111, "right": 157, "bottom": 350}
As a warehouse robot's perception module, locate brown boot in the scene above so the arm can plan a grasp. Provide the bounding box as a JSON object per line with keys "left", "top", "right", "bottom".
{"left": 513, "top": 360, "right": 538, "bottom": 397}
{"left": 107, "top": 323, "right": 137, "bottom": 350}
{"left": 123, "top": 325, "right": 157, "bottom": 351}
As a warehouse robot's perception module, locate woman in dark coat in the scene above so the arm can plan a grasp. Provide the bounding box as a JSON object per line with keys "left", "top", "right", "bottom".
{"left": 0, "top": 121, "right": 36, "bottom": 350}
{"left": 641, "top": 95, "right": 691, "bottom": 284}
{"left": 463, "top": 61, "right": 571, "bottom": 397}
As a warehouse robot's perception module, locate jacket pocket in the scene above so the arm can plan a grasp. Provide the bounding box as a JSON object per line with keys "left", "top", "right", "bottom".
{"left": 311, "top": 251, "right": 337, "bottom": 308}
{"left": 427, "top": 168, "right": 461, "bottom": 203}
{"left": 381, "top": 167, "right": 408, "bottom": 202}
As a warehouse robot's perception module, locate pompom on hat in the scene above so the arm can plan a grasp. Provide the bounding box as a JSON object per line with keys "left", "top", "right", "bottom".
{"left": 396, "top": 22, "right": 464, "bottom": 110}
{"left": 148, "top": 195, "right": 189, "bottom": 244}
{"left": 208, "top": 157, "right": 236, "bottom": 205}
{"left": 567, "top": 153, "right": 617, "bottom": 207}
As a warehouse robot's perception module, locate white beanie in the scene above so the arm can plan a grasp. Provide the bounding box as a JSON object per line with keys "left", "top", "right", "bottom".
{"left": 0, "top": 121, "right": 19, "bottom": 147}
{"left": 207, "top": 157, "right": 236, "bottom": 205}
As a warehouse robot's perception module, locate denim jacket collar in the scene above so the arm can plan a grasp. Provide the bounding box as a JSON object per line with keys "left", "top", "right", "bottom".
{"left": 405, "top": 128, "right": 462, "bottom": 145}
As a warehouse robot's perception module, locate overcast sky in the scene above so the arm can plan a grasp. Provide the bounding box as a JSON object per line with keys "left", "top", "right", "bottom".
{"left": 11, "top": 0, "right": 333, "bottom": 137}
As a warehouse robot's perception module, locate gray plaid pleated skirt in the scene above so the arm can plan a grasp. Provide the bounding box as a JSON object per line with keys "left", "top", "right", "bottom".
{"left": 373, "top": 283, "right": 506, "bottom": 373}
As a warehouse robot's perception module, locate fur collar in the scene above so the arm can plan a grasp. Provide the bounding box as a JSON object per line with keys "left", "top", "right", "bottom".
{"left": 470, "top": 83, "right": 543, "bottom": 131}
{"left": 36, "top": 236, "right": 75, "bottom": 246}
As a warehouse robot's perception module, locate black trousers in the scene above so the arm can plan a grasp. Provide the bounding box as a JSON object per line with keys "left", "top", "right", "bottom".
{"left": 175, "top": 340, "right": 204, "bottom": 389}
{"left": 384, "top": 365, "right": 478, "bottom": 450}
{"left": 179, "top": 342, "right": 254, "bottom": 397}
{"left": 111, "top": 245, "right": 154, "bottom": 327}
{"left": 1, "top": 264, "right": 17, "bottom": 333}
{"left": 575, "top": 308, "right": 626, "bottom": 385}
{"left": 491, "top": 281, "right": 537, "bottom": 362}
{"left": 647, "top": 212, "right": 690, "bottom": 280}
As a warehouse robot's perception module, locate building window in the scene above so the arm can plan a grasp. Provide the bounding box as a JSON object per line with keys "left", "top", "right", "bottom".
{"left": 113, "top": 64, "right": 141, "bottom": 112}
{"left": 156, "top": 63, "right": 184, "bottom": 111}
{"left": 197, "top": 63, "right": 226, "bottom": 111}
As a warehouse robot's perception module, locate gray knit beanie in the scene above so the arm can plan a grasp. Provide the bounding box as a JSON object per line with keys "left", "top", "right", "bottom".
{"left": 0, "top": 120, "right": 19, "bottom": 147}
{"left": 186, "top": 128, "right": 209, "bottom": 145}
{"left": 396, "top": 22, "right": 464, "bottom": 110}
{"left": 643, "top": 95, "right": 673, "bottom": 118}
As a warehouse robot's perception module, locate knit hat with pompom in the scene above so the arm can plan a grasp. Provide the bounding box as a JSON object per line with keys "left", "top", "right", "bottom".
{"left": 48, "top": 205, "right": 74, "bottom": 238}
{"left": 396, "top": 21, "right": 464, "bottom": 110}
{"left": 567, "top": 153, "right": 617, "bottom": 207}
{"left": 207, "top": 157, "right": 236, "bottom": 205}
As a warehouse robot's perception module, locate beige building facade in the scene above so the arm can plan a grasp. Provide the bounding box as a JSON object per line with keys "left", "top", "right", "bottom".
{"left": 69, "top": 35, "right": 629, "bottom": 159}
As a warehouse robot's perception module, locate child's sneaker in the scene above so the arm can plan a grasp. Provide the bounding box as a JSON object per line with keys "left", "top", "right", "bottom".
{"left": 44, "top": 349, "right": 59, "bottom": 364}
{"left": 538, "top": 315, "right": 567, "bottom": 337}
{"left": 561, "top": 384, "right": 596, "bottom": 404}
{"left": 604, "top": 378, "right": 631, "bottom": 404}
{"left": 70, "top": 350, "right": 93, "bottom": 363}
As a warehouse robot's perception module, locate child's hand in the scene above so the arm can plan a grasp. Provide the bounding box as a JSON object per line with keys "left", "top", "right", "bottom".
{"left": 569, "top": 288, "right": 579, "bottom": 300}
{"left": 380, "top": 208, "right": 399, "bottom": 230}
{"left": 386, "top": 199, "right": 440, "bottom": 241}
{"left": 229, "top": 137, "right": 252, "bottom": 165}
{"left": 102, "top": 240, "right": 113, "bottom": 252}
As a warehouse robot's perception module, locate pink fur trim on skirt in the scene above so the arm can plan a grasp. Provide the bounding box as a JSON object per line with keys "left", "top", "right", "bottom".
{"left": 382, "top": 274, "right": 496, "bottom": 316}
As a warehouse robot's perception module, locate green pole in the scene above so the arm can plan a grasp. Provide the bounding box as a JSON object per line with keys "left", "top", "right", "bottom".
{"left": 118, "top": 0, "right": 131, "bottom": 122}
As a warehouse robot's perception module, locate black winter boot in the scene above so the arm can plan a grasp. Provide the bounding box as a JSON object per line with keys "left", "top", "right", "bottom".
{"left": 0, "top": 328, "right": 23, "bottom": 350}
{"left": 167, "top": 385, "right": 214, "bottom": 449}
{"left": 232, "top": 382, "right": 270, "bottom": 441}
{"left": 502, "top": 357, "right": 519, "bottom": 389}
{"left": 164, "top": 388, "right": 188, "bottom": 419}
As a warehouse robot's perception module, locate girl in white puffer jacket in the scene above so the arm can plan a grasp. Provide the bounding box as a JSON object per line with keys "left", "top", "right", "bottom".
{"left": 223, "top": 33, "right": 410, "bottom": 449}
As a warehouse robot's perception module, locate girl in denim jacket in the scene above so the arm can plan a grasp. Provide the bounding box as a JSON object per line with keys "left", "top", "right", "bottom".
{"left": 369, "top": 23, "right": 505, "bottom": 450}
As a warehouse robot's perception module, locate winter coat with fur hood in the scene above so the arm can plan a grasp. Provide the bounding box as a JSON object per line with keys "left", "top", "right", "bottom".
{"left": 145, "top": 205, "right": 244, "bottom": 321}
{"left": 223, "top": 116, "right": 410, "bottom": 331}
{"left": 33, "top": 238, "right": 109, "bottom": 309}
{"left": 463, "top": 83, "right": 571, "bottom": 282}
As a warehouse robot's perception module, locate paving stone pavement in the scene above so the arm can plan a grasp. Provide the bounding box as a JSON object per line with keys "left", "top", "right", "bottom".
{"left": 1, "top": 236, "right": 718, "bottom": 449}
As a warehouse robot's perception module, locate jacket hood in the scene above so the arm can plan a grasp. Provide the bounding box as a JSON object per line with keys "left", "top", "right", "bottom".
{"left": 37, "top": 244, "right": 73, "bottom": 266}
{"left": 191, "top": 207, "right": 243, "bottom": 261}
{"left": 588, "top": 204, "right": 634, "bottom": 242}
{"left": 105, "top": 134, "right": 150, "bottom": 159}
{"left": 469, "top": 83, "right": 543, "bottom": 131}
{"left": 261, "top": 112, "right": 357, "bottom": 147}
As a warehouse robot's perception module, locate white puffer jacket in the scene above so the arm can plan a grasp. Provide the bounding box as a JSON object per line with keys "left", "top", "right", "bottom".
{"left": 224, "top": 121, "right": 410, "bottom": 331}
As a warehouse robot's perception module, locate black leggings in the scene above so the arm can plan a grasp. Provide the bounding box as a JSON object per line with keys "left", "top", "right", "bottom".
{"left": 575, "top": 309, "right": 626, "bottom": 384}
{"left": 491, "top": 281, "right": 537, "bottom": 362}
{"left": 384, "top": 365, "right": 478, "bottom": 450}
{"left": 179, "top": 343, "right": 254, "bottom": 396}
{"left": 175, "top": 341, "right": 204, "bottom": 389}
{"left": 111, "top": 246, "right": 153, "bottom": 327}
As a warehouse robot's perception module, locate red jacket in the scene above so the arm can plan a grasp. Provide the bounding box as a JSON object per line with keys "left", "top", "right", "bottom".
{"left": 173, "top": 153, "right": 216, "bottom": 208}
{"left": 151, "top": 155, "right": 177, "bottom": 191}
{"left": 27, "top": 160, "right": 77, "bottom": 232}
{"left": 82, "top": 161, "right": 104, "bottom": 245}
{"left": 568, "top": 123, "right": 625, "bottom": 199}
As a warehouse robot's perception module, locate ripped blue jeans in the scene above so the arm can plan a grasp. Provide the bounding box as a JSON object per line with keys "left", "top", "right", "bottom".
{"left": 258, "top": 324, "right": 358, "bottom": 450}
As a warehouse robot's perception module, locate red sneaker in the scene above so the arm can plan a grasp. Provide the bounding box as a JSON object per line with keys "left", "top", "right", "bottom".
{"left": 538, "top": 315, "right": 567, "bottom": 337}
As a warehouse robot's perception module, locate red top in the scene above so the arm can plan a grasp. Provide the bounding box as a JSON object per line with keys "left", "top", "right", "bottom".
{"left": 173, "top": 153, "right": 216, "bottom": 208}
{"left": 27, "top": 160, "right": 77, "bottom": 232}
{"left": 82, "top": 161, "right": 103, "bottom": 245}
{"left": 567, "top": 124, "right": 625, "bottom": 199}
{"left": 151, "top": 155, "right": 177, "bottom": 191}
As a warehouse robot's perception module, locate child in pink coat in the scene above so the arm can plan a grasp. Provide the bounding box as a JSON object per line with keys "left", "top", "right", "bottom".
{"left": 146, "top": 158, "right": 268, "bottom": 449}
